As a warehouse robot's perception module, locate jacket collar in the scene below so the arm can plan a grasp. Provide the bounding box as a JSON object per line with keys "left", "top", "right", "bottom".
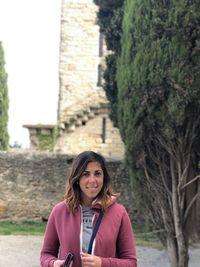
{"left": 91, "top": 196, "right": 117, "bottom": 210}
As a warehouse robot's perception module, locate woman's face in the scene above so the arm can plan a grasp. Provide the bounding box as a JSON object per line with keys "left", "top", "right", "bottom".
{"left": 79, "top": 161, "right": 104, "bottom": 206}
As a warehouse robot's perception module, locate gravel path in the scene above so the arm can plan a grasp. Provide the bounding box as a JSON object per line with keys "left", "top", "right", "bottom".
{"left": 0, "top": 235, "right": 199, "bottom": 267}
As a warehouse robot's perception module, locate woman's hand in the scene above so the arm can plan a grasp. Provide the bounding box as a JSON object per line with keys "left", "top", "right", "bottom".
{"left": 53, "top": 259, "right": 65, "bottom": 267}
{"left": 53, "top": 259, "right": 73, "bottom": 267}
{"left": 81, "top": 253, "right": 102, "bottom": 267}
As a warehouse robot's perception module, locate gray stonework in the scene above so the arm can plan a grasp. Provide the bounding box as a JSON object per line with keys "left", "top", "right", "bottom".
{"left": 58, "top": 0, "right": 101, "bottom": 111}
{"left": 23, "top": 0, "right": 125, "bottom": 159}
{"left": 57, "top": 0, "right": 125, "bottom": 158}
{"left": 0, "top": 152, "right": 135, "bottom": 222}
{"left": 55, "top": 106, "right": 125, "bottom": 159}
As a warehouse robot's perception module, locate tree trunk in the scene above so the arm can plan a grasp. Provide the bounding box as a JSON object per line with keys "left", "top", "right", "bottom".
{"left": 196, "top": 179, "right": 200, "bottom": 237}
{"left": 167, "top": 235, "right": 189, "bottom": 267}
{"left": 177, "top": 236, "right": 189, "bottom": 267}
{"left": 167, "top": 236, "right": 178, "bottom": 267}
{"left": 171, "top": 155, "right": 189, "bottom": 267}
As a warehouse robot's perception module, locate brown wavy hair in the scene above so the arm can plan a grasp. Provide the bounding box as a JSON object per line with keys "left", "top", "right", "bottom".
{"left": 64, "top": 151, "right": 118, "bottom": 211}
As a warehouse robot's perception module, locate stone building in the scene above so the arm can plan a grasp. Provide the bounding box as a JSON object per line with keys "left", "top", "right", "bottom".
{"left": 24, "top": 0, "right": 124, "bottom": 159}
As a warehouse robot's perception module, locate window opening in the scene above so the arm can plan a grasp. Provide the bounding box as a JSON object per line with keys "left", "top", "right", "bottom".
{"left": 102, "top": 117, "right": 106, "bottom": 143}
{"left": 99, "top": 32, "right": 103, "bottom": 57}
{"left": 97, "top": 64, "right": 103, "bottom": 87}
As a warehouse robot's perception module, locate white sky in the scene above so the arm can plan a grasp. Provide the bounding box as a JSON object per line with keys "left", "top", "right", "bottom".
{"left": 0, "top": 0, "right": 61, "bottom": 147}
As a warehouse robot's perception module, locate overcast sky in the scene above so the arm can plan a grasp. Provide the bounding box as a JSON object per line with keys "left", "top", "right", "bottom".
{"left": 0, "top": 0, "right": 61, "bottom": 147}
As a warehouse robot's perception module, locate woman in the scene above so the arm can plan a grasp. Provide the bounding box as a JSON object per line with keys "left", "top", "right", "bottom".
{"left": 40, "top": 151, "right": 137, "bottom": 267}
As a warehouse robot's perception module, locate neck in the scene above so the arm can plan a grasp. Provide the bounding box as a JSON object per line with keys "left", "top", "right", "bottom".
{"left": 81, "top": 200, "right": 92, "bottom": 207}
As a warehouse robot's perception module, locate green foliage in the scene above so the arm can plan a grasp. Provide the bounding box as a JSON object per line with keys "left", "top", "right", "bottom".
{"left": 103, "top": 54, "right": 118, "bottom": 125}
{"left": 0, "top": 42, "right": 9, "bottom": 150}
{"left": 94, "top": 0, "right": 124, "bottom": 126}
{"left": 0, "top": 220, "right": 160, "bottom": 247}
{"left": 95, "top": 0, "right": 200, "bottom": 246}
{"left": 37, "top": 125, "right": 58, "bottom": 151}
{"left": 117, "top": 0, "right": 200, "bottom": 247}
{"left": 0, "top": 221, "right": 46, "bottom": 235}
{"left": 38, "top": 134, "right": 54, "bottom": 151}
{"left": 95, "top": 2, "right": 124, "bottom": 52}
{"left": 117, "top": 0, "right": 200, "bottom": 149}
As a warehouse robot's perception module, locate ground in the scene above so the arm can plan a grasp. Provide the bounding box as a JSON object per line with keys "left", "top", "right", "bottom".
{"left": 0, "top": 235, "right": 199, "bottom": 267}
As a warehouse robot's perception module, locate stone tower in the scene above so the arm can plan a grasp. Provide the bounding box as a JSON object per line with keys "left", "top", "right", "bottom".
{"left": 24, "top": 0, "right": 125, "bottom": 159}
{"left": 58, "top": 0, "right": 102, "bottom": 118}
{"left": 55, "top": 0, "right": 124, "bottom": 159}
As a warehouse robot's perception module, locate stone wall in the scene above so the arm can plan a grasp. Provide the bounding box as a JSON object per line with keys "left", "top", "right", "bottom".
{"left": 55, "top": 113, "right": 125, "bottom": 159}
{"left": 0, "top": 152, "right": 135, "bottom": 222}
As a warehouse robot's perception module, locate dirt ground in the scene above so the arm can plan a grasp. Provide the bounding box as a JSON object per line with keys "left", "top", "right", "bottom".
{"left": 0, "top": 235, "right": 199, "bottom": 267}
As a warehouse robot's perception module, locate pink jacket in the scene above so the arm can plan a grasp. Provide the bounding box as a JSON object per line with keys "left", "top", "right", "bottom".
{"left": 40, "top": 200, "right": 137, "bottom": 267}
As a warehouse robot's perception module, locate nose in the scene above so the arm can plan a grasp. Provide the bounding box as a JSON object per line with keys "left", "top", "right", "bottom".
{"left": 88, "top": 174, "right": 96, "bottom": 183}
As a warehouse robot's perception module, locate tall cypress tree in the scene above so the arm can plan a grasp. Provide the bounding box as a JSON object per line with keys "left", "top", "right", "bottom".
{"left": 0, "top": 42, "right": 9, "bottom": 150}
{"left": 94, "top": 0, "right": 124, "bottom": 125}
{"left": 117, "top": 1, "right": 200, "bottom": 267}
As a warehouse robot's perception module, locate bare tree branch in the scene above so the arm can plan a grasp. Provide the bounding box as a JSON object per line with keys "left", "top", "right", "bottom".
{"left": 183, "top": 193, "right": 199, "bottom": 223}
{"left": 181, "top": 175, "right": 200, "bottom": 190}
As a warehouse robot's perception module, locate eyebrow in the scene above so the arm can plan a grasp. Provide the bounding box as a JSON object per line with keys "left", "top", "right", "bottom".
{"left": 83, "top": 169, "right": 102, "bottom": 172}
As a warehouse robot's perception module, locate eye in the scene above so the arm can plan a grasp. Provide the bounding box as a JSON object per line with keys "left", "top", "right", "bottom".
{"left": 95, "top": 171, "right": 102, "bottom": 176}
{"left": 82, "top": 171, "right": 89, "bottom": 177}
